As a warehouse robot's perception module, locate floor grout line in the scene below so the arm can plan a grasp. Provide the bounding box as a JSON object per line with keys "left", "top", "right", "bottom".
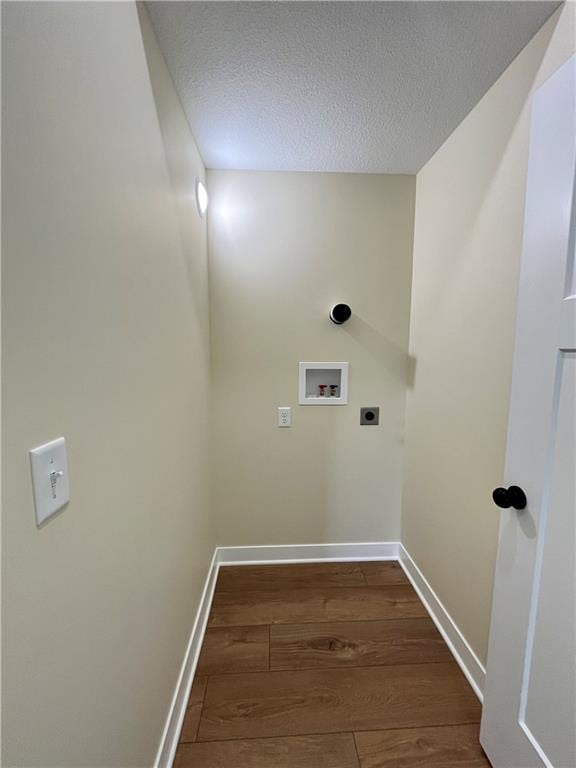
{"left": 199, "top": 658, "right": 456, "bottom": 677}
{"left": 178, "top": 729, "right": 364, "bottom": 748}
{"left": 209, "top": 614, "right": 432, "bottom": 629}
{"left": 191, "top": 721, "right": 483, "bottom": 745}
{"left": 214, "top": 583, "right": 410, "bottom": 596}
{"left": 189, "top": 676, "right": 210, "bottom": 745}
{"left": 352, "top": 731, "right": 362, "bottom": 768}
{"left": 207, "top": 616, "right": 442, "bottom": 629}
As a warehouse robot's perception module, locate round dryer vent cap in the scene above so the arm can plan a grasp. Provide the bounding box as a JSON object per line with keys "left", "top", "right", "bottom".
{"left": 329, "top": 304, "right": 352, "bottom": 324}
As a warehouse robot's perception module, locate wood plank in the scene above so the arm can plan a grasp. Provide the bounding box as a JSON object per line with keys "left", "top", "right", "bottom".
{"left": 360, "top": 562, "right": 409, "bottom": 586}
{"left": 197, "top": 663, "right": 481, "bottom": 742}
{"left": 209, "top": 585, "right": 427, "bottom": 627}
{"left": 197, "top": 626, "right": 269, "bottom": 675}
{"left": 179, "top": 676, "right": 208, "bottom": 743}
{"left": 174, "top": 733, "right": 360, "bottom": 768}
{"left": 354, "top": 724, "right": 491, "bottom": 767}
{"left": 270, "top": 618, "right": 452, "bottom": 670}
{"left": 216, "top": 563, "right": 366, "bottom": 592}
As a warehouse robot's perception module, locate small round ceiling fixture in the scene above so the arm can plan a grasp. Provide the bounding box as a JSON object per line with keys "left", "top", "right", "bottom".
{"left": 196, "top": 179, "right": 209, "bottom": 217}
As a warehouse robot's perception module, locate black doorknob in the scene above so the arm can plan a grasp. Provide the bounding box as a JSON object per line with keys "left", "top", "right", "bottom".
{"left": 492, "top": 485, "right": 527, "bottom": 510}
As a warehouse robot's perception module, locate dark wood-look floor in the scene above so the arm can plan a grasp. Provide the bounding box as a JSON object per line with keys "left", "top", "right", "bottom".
{"left": 174, "top": 562, "right": 491, "bottom": 768}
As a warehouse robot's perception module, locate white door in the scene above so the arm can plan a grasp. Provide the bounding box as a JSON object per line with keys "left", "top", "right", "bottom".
{"left": 480, "top": 55, "right": 575, "bottom": 768}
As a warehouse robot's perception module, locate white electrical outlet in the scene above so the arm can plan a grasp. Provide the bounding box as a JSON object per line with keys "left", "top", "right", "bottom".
{"left": 278, "top": 406, "right": 292, "bottom": 427}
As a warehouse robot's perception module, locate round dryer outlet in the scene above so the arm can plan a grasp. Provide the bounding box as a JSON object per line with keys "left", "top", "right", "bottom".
{"left": 360, "top": 407, "right": 379, "bottom": 425}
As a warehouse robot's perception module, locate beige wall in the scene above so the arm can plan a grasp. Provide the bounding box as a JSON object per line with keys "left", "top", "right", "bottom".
{"left": 2, "top": 3, "right": 213, "bottom": 766}
{"left": 402, "top": 5, "right": 575, "bottom": 666}
{"left": 208, "top": 171, "right": 415, "bottom": 546}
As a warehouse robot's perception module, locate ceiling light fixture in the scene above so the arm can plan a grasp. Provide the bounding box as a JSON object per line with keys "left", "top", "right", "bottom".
{"left": 196, "top": 179, "right": 209, "bottom": 217}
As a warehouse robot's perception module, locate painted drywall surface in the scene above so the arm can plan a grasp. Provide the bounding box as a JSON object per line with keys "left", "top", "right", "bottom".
{"left": 208, "top": 171, "right": 415, "bottom": 546}
{"left": 2, "top": 3, "right": 212, "bottom": 766}
{"left": 402, "top": 5, "right": 575, "bottom": 666}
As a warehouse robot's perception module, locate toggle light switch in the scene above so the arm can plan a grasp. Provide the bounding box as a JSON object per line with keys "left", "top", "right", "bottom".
{"left": 30, "top": 437, "right": 70, "bottom": 526}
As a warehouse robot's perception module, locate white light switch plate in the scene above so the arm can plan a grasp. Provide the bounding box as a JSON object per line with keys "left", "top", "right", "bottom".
{"left": 30, "top": 437, "right": 70, "bottom": 526}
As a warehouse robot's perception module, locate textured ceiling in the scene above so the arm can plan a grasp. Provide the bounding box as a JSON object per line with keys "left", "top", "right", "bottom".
{"left": 146, "top": 1, "right": 560, "bottom": 173}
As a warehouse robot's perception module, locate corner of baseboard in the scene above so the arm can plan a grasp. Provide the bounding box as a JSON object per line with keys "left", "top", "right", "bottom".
{"left": 398, "top": 543, "right": 486, "bottom": 702}
{"left": 153, "top": 549, "right": 220, "bottom": 768}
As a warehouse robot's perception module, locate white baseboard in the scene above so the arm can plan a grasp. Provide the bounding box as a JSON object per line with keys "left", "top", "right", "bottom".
{"left": 153, "top": 540, "right": 398, "bottom": 766}
{"left": 155, "top": 538, "right": 484, "bottom": 767}
{"left": 154, "top": 549, "right": 220, "bottom": 768}
{"left": 216, "top": 541, "right": 400, "bottom": 565}
{"left": 398, "top": 543, "right": 486, "bottom": 701}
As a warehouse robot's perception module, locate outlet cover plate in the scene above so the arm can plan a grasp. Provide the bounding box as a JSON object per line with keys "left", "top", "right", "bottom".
{"left": 360, "top": 407, "right": 380, "bottom": 425}
{"left": 278, "top": 406, "right": 292, "bottom": 427}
